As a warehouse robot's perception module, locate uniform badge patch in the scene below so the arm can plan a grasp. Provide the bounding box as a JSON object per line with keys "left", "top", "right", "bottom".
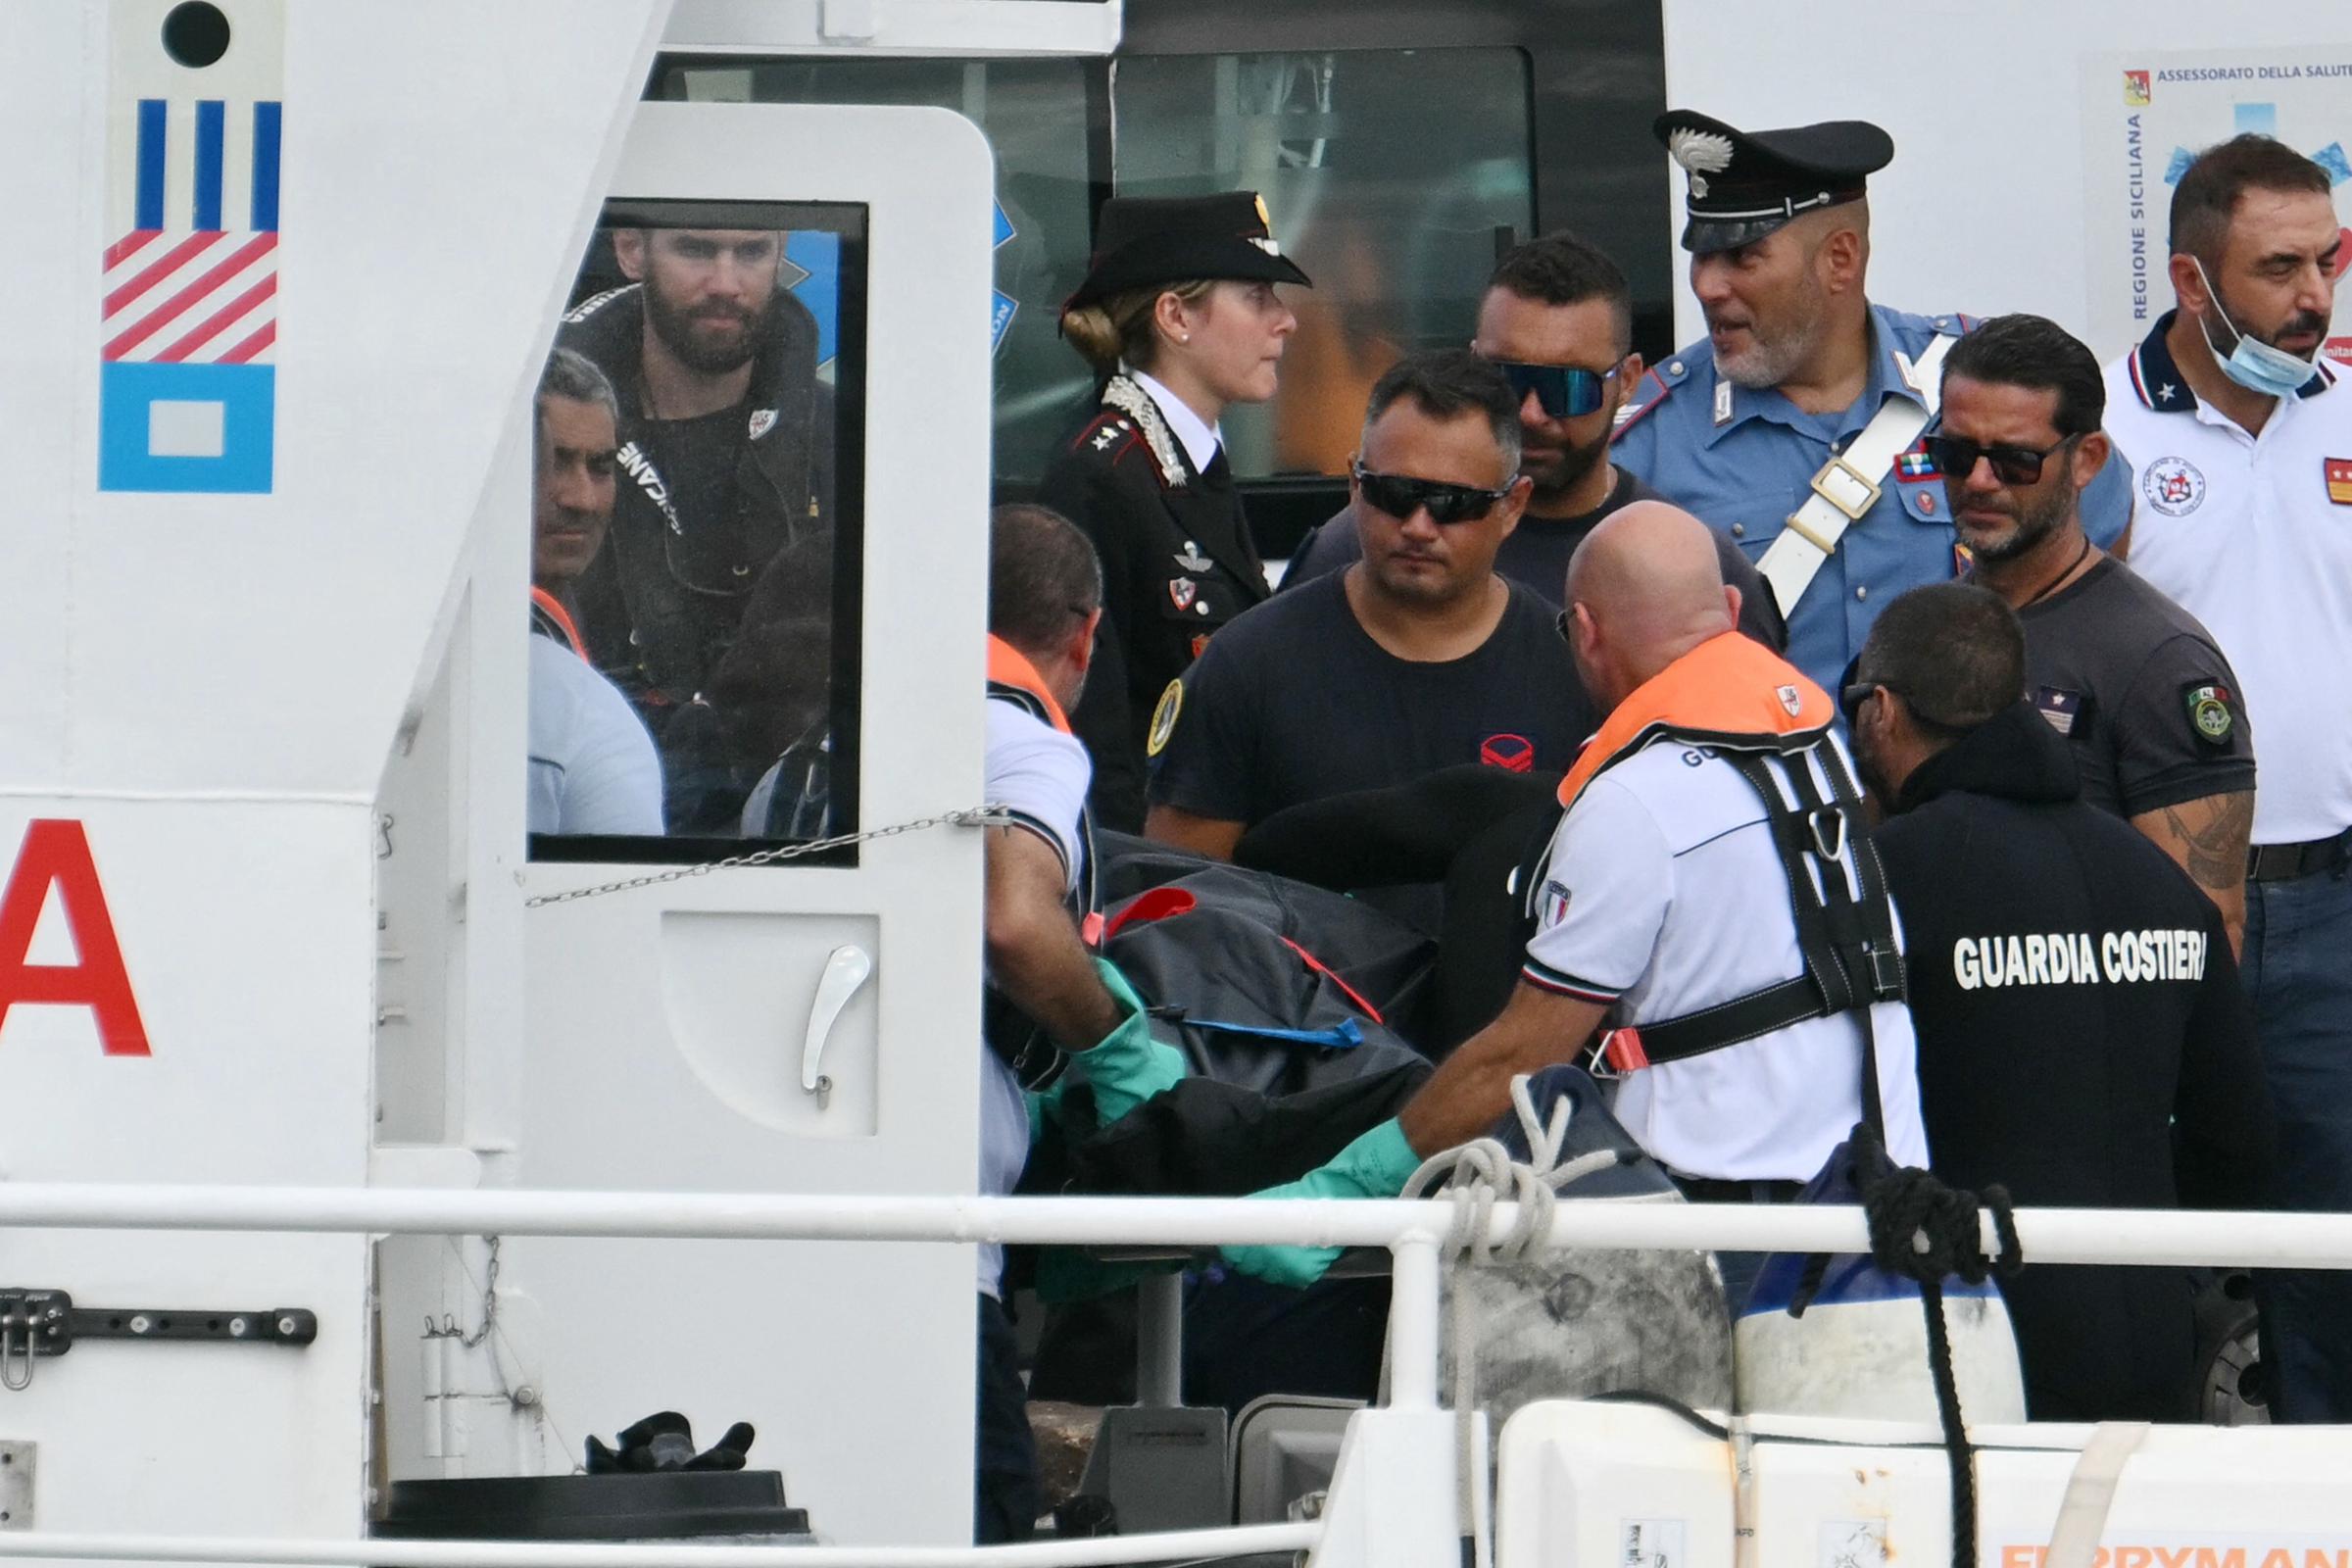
{"left": 2327, "top": 457, "right": 2352, "bottom": 506}
{"left": 1776, "top": 683, "right": 1802, "bottom": 717}
{"left": 1894, "top": 445, "right": 1940, "bottom": 482}
{"left": 1479, "top": 733, "right": 1535, "bottom": 772}
{"left": 748, "top": 408, "right": 778, "bottom": 440}
{"left": 1189, "top": 632, "right": 1211, "bottom": 660}
{"left": 1146, "top": 679, "right": 1184, "bottom": 759}
{"left": 2142, "top": 456, "right": 2207, "bottom": 516}
{"left": 2182, "top": 681, "right": 2235, "bottom": 747}
{"left": 1174, "top": 541, "right": 1213, "bottom": 572}
{"left": 2033, "top": 685, "right": 2084, "bottom": 737}
{"left": 1540, "top": 879, "right": 1572, "bottom": 927}
{"left": 1167, "top": 576, "right": 1198, "bottom": 611}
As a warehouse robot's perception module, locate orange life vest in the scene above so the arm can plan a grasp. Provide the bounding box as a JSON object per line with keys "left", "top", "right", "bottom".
{"left": 1539, "top": 630, "right": 1898, "bottom": 1078}
{"left": 986, "top": 635, "right": 1073, "bottom": 734}
{"left": 1557, "top": 629, "right": 1835, "bottom": 809}
{"left": 530, "top": 586, "right": 588, "bottom": 661}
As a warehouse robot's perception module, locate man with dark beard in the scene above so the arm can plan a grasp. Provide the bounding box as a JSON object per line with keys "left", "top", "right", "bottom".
{"left": 1286, "top": 232, "right": 1784, "bottom": 650}
{"left": 1929, "top": 314, "right": 2254, "bottom": 952}
{"left": 1613, "top": 113, "right": 2132, "bottom": 692}
{"left": 558, "top": 227, "right": 830, "bottom": 754}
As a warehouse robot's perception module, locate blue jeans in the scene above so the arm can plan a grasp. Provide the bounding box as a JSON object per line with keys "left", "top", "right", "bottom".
{"left": 2243, "top": 865, "right": 2352, "bottom": 1422}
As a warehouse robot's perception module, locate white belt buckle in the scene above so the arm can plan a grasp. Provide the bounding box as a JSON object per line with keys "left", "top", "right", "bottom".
{"left": 1810, "top": 454, "right": 1883, "bottom": 522}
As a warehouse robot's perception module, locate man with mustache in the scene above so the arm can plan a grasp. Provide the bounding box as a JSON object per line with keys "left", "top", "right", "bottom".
{"left": 558, "top": 227, "right": 829, "bottom": 760}
{"left": 1926, "top": 314, "right": 2253, "bottom": 950}
{"left": 525, "top": 349, "right": 664, "bottom": 838}
{"left": 1286, "top": 231, "right": 1783, "bottom": 651}
{"left": 2100, "top": 133, "right": 2352, "bottom": 1423}
{"left": 1613, "top": 113, "right": 2132, "bottom": 691}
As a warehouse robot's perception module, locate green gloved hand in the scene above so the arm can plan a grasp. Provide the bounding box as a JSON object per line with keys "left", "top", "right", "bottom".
{"left": 1220, "top": 1118, "right": 1422, "bottom": 1289}
{"left": 1024, "top": 957, "right": 1188, "bottom": 1140}
{"left": 1069, "top": 956, "right": 1187, "bottom": 1124}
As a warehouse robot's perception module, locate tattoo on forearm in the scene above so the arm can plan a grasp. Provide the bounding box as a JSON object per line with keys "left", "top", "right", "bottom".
{"left": 2160, "top": 793, "right": 2256, "bottom": 890}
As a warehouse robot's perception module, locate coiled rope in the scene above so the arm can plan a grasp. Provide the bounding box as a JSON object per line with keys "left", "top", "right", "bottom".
{"left": 1398, "top": 1076, "right": 1632, "bottom": 1568}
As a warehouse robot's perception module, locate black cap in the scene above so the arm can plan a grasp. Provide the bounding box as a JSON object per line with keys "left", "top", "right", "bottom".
{"left": 1652, "top": 111, "right": 1894, "bottom": 254}
{"left": 1063, "top": 192, "right": 1311, "bottom": 313}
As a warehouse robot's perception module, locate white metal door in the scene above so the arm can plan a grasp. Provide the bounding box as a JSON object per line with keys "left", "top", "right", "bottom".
{"left": 501, "top": 103, "right": 997, "bottom": 1544}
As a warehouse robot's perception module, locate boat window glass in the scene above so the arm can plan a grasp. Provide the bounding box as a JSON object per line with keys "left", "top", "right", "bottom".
{"left": 652, "top": 55, "right": 1106, "bottom": 487}
{"left": 527, "top": 197, "right": 868, "bottom": 863}
{"left": 1109, "top": 47, "right": 1536, "bottom": 481}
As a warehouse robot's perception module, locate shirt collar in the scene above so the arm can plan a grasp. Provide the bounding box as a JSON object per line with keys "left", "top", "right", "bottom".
{"left": 1701, "top": 303, "right": 1924, "bottom": 448}
{"left": 2124, "top": 308, "right": 2335, "bottom": 416}
{"left": 1129, "top": 368, "right": 1223, "bottom": 474}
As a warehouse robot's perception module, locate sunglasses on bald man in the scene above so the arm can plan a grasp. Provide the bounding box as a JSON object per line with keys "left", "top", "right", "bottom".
{"left": 1350, "top": 462, "right": 1514, "bottom": 524}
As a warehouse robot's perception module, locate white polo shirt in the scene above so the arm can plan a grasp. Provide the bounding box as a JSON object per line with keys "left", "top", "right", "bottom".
{"left": 526, "top": 634, "right": 664, "bottom": 836}
{"left": 1521, "top": 735, "right": 1930, "bottom": 1183}
{"left": 977, "top": 693, "right": 1092, "bottom": 1297}
{"left": 2103, "top": 314, "right": 2352, "bottom": 845}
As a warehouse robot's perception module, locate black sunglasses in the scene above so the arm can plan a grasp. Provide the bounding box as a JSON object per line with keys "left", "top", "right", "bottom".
{"left": 1351, "top": 463, "right": 1513, "bottom": 524}
{"left": 1924, "top": 430, "right": 2081, "bottom": 487}
{"left": 1490, "top": 359, "right": 1623, "bottom": 419}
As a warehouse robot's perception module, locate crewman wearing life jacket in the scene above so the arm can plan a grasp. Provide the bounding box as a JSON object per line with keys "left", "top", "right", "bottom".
{"left": 1223, "top": 501, "right": 1929, "bottom": 1293}
{"left": 974, "top": 503, "right": 1184, "bottom": 1542}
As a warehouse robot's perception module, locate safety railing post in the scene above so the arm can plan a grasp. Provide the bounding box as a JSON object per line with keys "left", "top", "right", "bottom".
{"left": 1386, "top": 1235, "right": 1442, "bottom": 1410}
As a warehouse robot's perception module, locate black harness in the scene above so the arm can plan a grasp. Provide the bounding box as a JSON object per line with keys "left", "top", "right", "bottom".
{"left": 1528, "top": 726, "right": 1904, "bottom": 1100}
{"left": 982, "top": 680, "right": 1102, "bottom": 1091}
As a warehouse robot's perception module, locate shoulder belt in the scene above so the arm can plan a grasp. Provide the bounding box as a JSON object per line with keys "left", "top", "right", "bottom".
{"left": 983, "top": 638, "right": 1097, "bottom": 1090}
{"left": 529, "top": 587, "right": 587, "bottom": 659}
{"left": 1753, "top": 326, "right": 1960, "bottom": 618}
{"left": 1539, "top": 632, "right": 1903, "bottom": 1075}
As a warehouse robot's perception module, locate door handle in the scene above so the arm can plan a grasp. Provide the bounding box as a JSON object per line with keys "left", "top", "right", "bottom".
{"left": 800, "top": 944, "right": 873, "bottom": 1110}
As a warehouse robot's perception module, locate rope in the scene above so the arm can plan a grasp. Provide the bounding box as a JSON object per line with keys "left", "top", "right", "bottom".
{"left": 1397, "top": 1077, "right": 1633, "bottom": 1568}
{"left": 1848, "top": 1125, "right": 2024, "bottom": 1568}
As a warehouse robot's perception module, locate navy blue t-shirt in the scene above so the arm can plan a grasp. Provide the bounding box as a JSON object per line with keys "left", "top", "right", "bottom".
{"left": 1147, "top": 569, "right": 1596, "bottom": 827}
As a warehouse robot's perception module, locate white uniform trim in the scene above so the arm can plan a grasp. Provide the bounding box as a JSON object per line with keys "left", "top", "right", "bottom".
{"left": 1754, "top": 330, "right": 1957, "bottom": 617}
{"left": 1131, "top": 368, "right": 1223, "bottom": 476}
{"left": 2102, "top": 348, "right": 2352, "bottom": 844}
{"left": 1523, "top": 737, "right": 1929, "bottom": 1183}
{"left": 977, "top": 696, "right": 1092, "bottom": 1296}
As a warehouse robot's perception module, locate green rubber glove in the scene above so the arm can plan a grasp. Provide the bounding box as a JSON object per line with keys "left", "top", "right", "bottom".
{"left": 1220, "top": 1118, "right": 1423, "bottom": 1289}
{"left": 1069, "top": 956, "right": 1187, "bottom": 1124}
{"left": 1024, "top": 957, "right": 1188, "bottom": 1140}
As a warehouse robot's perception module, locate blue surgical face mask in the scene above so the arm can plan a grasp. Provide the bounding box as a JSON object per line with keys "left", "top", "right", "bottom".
{"left": 2192, "top": 257, "right": 2321, "bottom": 399}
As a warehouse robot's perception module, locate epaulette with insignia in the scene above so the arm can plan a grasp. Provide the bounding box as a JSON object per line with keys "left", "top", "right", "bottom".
{"left": 1610, "top": 358, "right": 1688, "bottom": 442}
{"left": 1071, "top": 409, "right": 1142, "bottom": 466}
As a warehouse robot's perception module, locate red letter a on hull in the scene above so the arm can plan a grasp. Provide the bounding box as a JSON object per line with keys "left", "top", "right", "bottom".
{"left": 0, "top": 820, "right": 150, "bottom": 1056}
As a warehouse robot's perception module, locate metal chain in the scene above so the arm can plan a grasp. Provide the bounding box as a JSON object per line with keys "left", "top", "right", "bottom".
{"left": 522, "top": 806, "right": 1011, "bottom": 908}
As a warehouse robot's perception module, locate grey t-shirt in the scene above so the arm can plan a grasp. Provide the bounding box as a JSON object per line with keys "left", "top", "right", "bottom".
{"left": 1284, "top": 466, "right": 1788, "bottom": 652}
{"left": 2012, "top": 556, "right": 2256, "bottom": 819}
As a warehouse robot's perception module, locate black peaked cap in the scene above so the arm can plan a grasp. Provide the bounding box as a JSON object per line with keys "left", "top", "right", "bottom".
{"left": 1063, "top": 191, "right": 1312, "bottom": 313}
{"left": 1652, "top": 111, "right": 1894, "bottom": 254}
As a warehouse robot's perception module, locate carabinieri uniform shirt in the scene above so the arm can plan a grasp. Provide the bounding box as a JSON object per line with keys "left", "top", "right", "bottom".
{"left": 2103, "top": 313, "right": 2352, "bottom": 846}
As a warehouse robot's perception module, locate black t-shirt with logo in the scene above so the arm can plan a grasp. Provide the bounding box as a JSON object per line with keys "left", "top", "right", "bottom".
{"left": 2012, "top": 556, "right": 2255, "bottom": 819}
{"left": 1146, "top": 569, "right": 1596, "bottom": 828}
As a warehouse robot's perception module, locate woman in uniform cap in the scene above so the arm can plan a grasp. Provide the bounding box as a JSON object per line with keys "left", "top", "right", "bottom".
{"left": 1039, "top": 192, "right": 1310, "bottom": 832}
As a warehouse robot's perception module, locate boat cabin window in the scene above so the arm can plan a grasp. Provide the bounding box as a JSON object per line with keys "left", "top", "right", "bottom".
{"left": 1109, "top": 47, "right": 1537, "bottom": 483}
{"left": 527, "top": 198, "right": 869, "bottom": 863}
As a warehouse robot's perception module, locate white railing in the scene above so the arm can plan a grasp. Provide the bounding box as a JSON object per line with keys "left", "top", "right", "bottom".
{"left": 3, "top": 1185, "right": 2350, "bottom": 1567}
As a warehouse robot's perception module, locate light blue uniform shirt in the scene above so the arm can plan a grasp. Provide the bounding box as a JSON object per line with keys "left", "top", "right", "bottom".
{"left": 1612, "top": 304, "right": 2134, "bottom": 689}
